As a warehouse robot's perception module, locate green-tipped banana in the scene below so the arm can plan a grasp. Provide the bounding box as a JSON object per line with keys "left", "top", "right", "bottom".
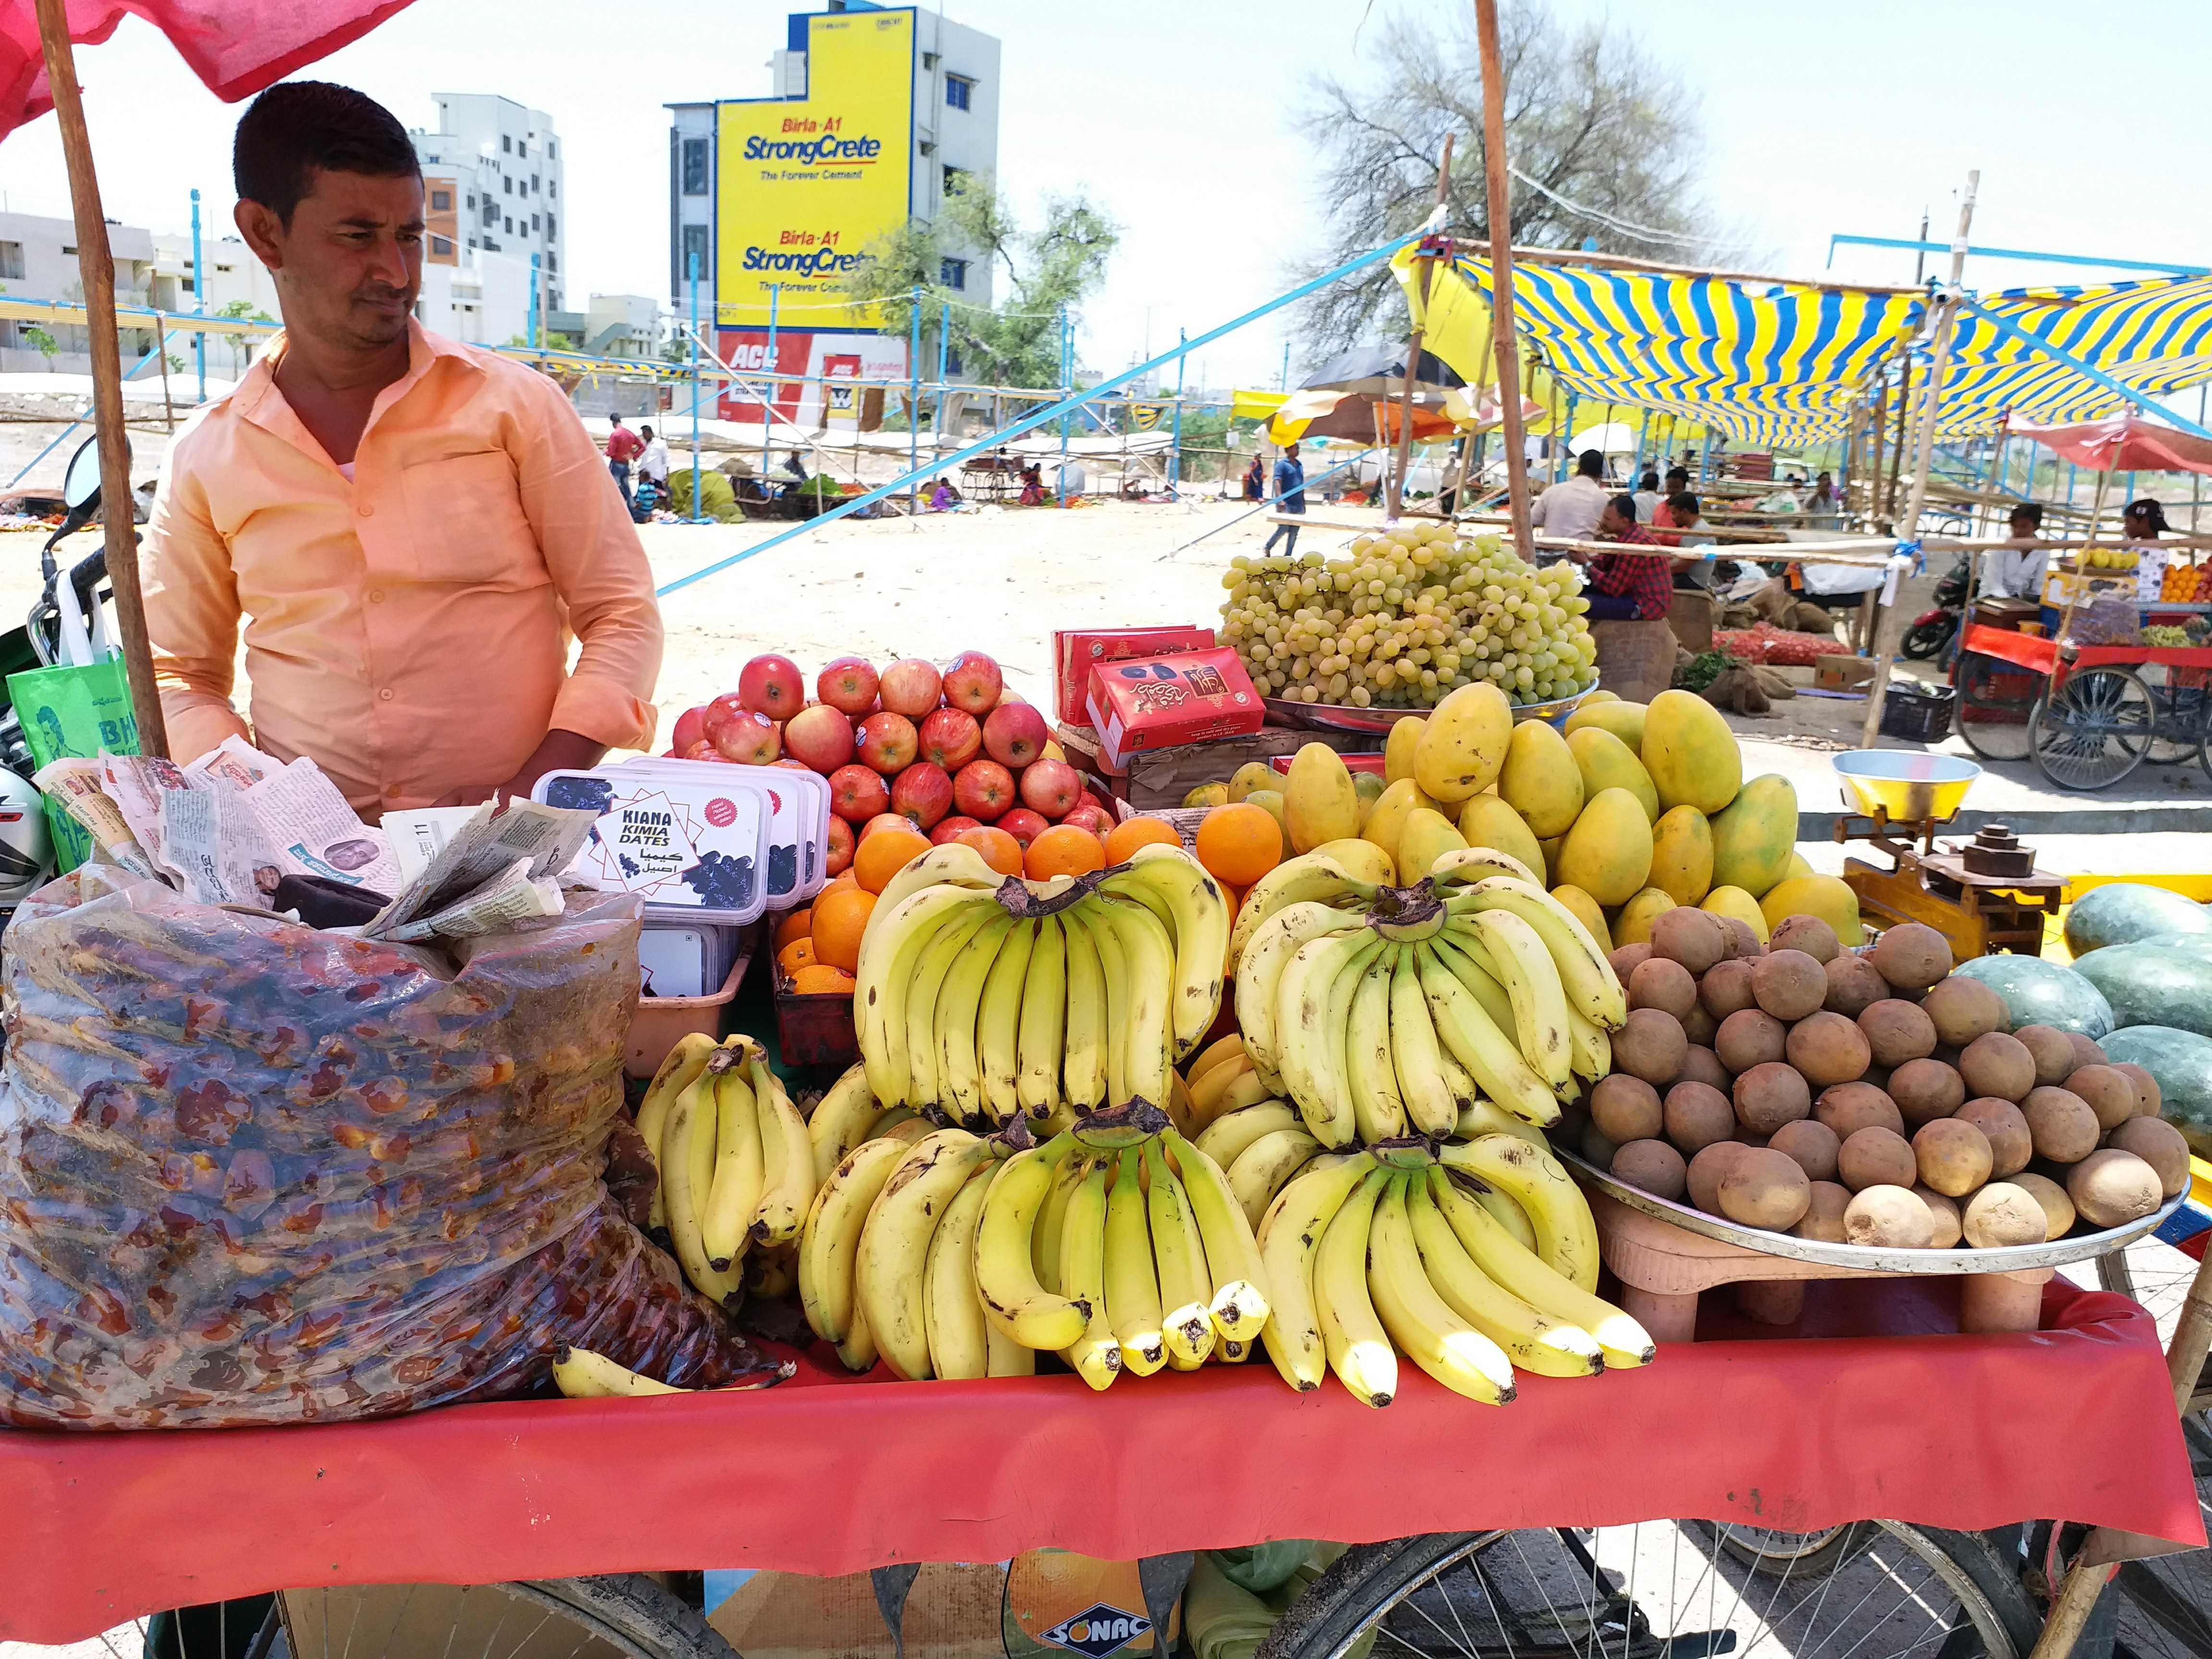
{"left": 974, "top": 917, "right": 1039, "bottom": 1125}
{"left": 1256, "top": 1152, "right": 1375, "bottom": 1391}
{"left": 1104, "top": 1148, "right": 1167, "bottom": 1376}
{"left": 1431, "top": 1166, "right": 1651, "bottom": 1367}
{"left": 1368, "top": 1175, "right": 1515, "bottom": 1404}
{"left": 1346, "top": 946, "right": 1410, "bottom": 1143}
{"left": 1016, "top": 915, "right": 1069, "bottom": 1120}
{"left": 1103, "top": 843, "right": 1233, "bottom": 1059}
{"left": 1437, "top": 1133, "right": 1602, "bottom": 1292}
{"left": 1414, "top": 945, "right": 1560, "bottom": 1125}
{"left": 972, "top": 1137, "right": 1089, "bottom": 1351}
{"left": 1145, "top": 1137, "right": 1215, "bottom": 1366}
{"left": 1057, "top": 1155, "right": 1123, "bottom": 1390}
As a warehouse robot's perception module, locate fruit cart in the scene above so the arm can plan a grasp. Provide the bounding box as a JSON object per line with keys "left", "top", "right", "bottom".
{"left": 1953, "top": 622, "right": 2212, "bottom": 790}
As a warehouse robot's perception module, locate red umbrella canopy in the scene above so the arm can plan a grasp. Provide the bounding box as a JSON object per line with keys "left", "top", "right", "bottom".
{"left": 0, "top": 0, "right": 414, "bottom": 140}
{"left": 2009, "top": 413, "right": 2212, "bottom": 479}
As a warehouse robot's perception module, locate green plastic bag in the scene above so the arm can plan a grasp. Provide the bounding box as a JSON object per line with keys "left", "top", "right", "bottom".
{"left": 6, "top": 657, "right": 140, "bottom": 872}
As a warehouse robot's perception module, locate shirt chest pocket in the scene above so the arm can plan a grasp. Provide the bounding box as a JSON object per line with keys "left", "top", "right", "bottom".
{"left": 398, "top": 450, "right": 540, "bottom": 587}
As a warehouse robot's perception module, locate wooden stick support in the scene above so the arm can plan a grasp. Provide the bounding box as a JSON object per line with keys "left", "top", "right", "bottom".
{"left": 1473, "top": 0, "right": 1534, "bottom": 566}
{"left": 1385, "top": 135, "right": 1453, "bottom": 523}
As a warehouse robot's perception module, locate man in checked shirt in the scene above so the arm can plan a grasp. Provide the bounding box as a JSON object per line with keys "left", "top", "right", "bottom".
{"left": 1574, "top": 494, "right": 1679, "bottom": 621}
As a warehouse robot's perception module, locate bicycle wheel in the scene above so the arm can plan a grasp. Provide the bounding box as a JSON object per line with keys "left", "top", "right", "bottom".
{"left": 1256, "top": 1521, "right": 2043, "bottom": 1659}
{"left": 2029, "top": 666, "right": 2155, "bottom": 791}
{"left": 2139, "top": 664, "right": 2203, "bottom": 765}
{"left": 1956, "top": 652, "right": 2041, "bottom": 763}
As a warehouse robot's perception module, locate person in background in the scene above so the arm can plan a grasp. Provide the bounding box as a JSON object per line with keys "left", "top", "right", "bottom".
{"left": 1242, "top": 454, "right": 1265, "bottom": 502}
{"left": 1632, "top": 470, "right": 1663, "bottom": 523}
{"left": 1019, "top": 462, "right": 1046, "bottom": 506}
{"left": 1262, "top": 443, "right": 1307, "bottom": 556}
{"left": 1572, "top": 494, "right": 1674, "bottom": 621}
{"left": 637, "top": 423, "right": 669, "bottom": 495}
{"left": 1529, "top": 449, "right": 1609, "bottom": 541}
{"left": 2126, "top": 499, "right": 2171, "bottom": 541}
{"left": 1807, "top": 471, "right": 1837, "bottom": 511}
{"left": 1665, "top": 492, "right": 1721, "bottom": 588}
{"left": 927, "top": 478, "right": 962, "bottom": 512}
{"left": 1982, "top": 503, "right": 2047, "bottom": 600}
{"left": 605, "top": 412, "right": 643, "bottom": 503}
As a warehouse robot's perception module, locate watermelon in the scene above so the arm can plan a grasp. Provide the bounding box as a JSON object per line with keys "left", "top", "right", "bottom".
{"left": 2062, "top": 882, "right": 2212, "bottom": 957}
{"left": 1950, "top": 954, "right": 2115, "bottom": 1037}
{"left": 2071, "top": 945, "right": 2212, "bottom": 1038}
{"left": 2101, "top": 1026, "right": 2212, "bottom": 1158}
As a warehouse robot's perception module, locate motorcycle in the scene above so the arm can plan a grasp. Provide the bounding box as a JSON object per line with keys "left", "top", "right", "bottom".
{"left": 1901, "top": 556, "right": 1972, "bottom": 661}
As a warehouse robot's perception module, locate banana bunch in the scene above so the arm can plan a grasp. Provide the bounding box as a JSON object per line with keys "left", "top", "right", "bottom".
{"left": 635, "top": 1033, "right": 817, "bottom": 1306}
{"left": 1260, "top": 1133, "right": 1653, "bottom": 1407}
{"left": 1230, "top": 848, "right": 1625, "bottom": 1146}
{"left": 805, "top": 1059, "right": 940, "bottom": 1182}
{"left": 853, "top": 841, "right": 1231, "bottom": 1126}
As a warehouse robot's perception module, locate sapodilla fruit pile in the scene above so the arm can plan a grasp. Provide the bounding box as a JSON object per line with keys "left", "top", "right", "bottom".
{"left": 851, "top": 840, "right": 1230, "bottom": 1125}
{"left": 1228, "top": 845, "right": 1628, "bottom": 1144}
{"left": 1590, "top": 913, "right": 2188, "bottom": 1249}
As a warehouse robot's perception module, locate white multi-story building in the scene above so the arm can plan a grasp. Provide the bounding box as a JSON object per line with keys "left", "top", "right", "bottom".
{"left": 409, "top": 93, "right": 567, "bottom": 329}
{"left": 0, "top": 210, "right": 157, "bottom": 373}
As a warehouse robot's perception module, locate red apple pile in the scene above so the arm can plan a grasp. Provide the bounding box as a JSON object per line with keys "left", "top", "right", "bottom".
{"left": 665, "top": 649, "right": 1114, "bottom": 875}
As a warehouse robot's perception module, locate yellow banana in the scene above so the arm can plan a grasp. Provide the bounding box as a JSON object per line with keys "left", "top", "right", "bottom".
{"left": 1368, "top": 1175, "right": 1515, "bottom": 1405}
{"left": 1566, "top": 1007, "right": 1611, "bottom": 1081}
{"left": 1453, "top": 1099, "right": 1548, "bottom": 1149}
{"left": 854, "top": 1128, "right": 991, "bottom": 1380}
{"left": 1405, "top": 1173, "right": 1600, "bottom": 1377}
{"left": 1448, "top": 876, "right": 1626, "bottom": 1030}
{"left": 552, "top": 1345, "right": 685, "bottom": 1398}
{"left": 974, "top": 916, "right": 1039, "bottom": 1125}
{"left": 1186, "top": 1032, "right": 1247, "bottom": 1083}
{"left": 1256, "top": 1152, "right": 1375, "bottom": 1391}
{"left": 924, "top": 1163, "right": 997, "bottom": 1382}
{"left": 1093, "top": 893, "right": 1178, "bottom": 1108}
{"left": 1274, "top": 929, "right": 1384, "bottom": 1148}
{"left": 1104, "top": 1148, "right": 1167, "bottom": 1376}
{"left": 1079, "top": 901, "right": 1134, "bottom": 1107}
{"left": 635, "top": 1033, "right": 718, "bottom": 1231}
{"left": 1432, "top": 927, "right": 1520, "bottom": 1036}
{"left": 1433, "top": 1042, "right": 1483, "bottom": 1114}
{"left": 1437, "top": 1133, "right": 1602, "bottom": 1291}
{"left": 1235, "top": 901, "right": 1357, "bottom": 1094}
{"left": 1458, "top": 907, "right": 1573, "bottom": 1091}
{"left": 797, "top": 1136, "right": 909, "bottom": 1343}
{"left": 1144, "top": 1137, "right": 1215, "bottom": 1366}
{"left": 901, "top": 902, "right": 1004, "bottom": 1110}
{"left": 1058, "top": 908, "right": 1109, "bottom": 1111}
{"left": 807, "top": 1061, "right": 882, "bottom": 1186}
{"left": 1194, "top": 1099, "right": 1303, "bottom": 1169}
{"left": 744, "top": 1242, "right": 796, "bottom": 1301}
{"left": 1188, "top": 1052, "right": 1257, "bottom": 1124}
{"left": 1389, "top": 953, "right": 1461, "bottom": 1138}
{"left": 662, "top": 1073, "right": 742, "bottom": 1305}
{"left": 1226, "top": 1127, "right": 1323, "bottom": 1229}
{"left": 700, "top": 1055, "right": 764, "bottom": 1269}
{"left": 936, "top": 913, "right": 1018, "bottom": 1124}
{"left": 1102, "top": 843, "right": 1233, "bottom": 1059}
{"left": 1414, "top": 945, "right": 1560, "bottom": 1125}
{"left": 747, "top": 1054, "right": 814, "bottom": 1247}
{"left": 835, "top": 1307, "right": 878, "bottom": 1373}
{"left": 1033, "top": 1135, "right": 1089, "bottom": 1294}
{"left": 1430, "top": 1167, "right": 1652, "bottom": 1367}
{"left": 1427, "top": 846, "right": 1541, "bottom": 889}
{"left": 1226, "top": 852, "right": 1373, "bottom": 968}
{"left": 1315, "top": 1166, "right": 1396, "bottom": 1407}
{"left": 1345, "top": 947, "right": 1410, "bottom": 1143}
{"left": 1016, "top": 914, "right": 1068, "bottom": 1120}
{"left": 1166, "top": 1129, "right": 1272, "bottom": 1342}
{"left": 1217, "top": 1337, "right": 1253, "bottom": 1363}
{"left": 854, "top": 883, "right": 1000, "bottom": 1106}
{"left": 972, "top": 1137, "right": 1089, "bottom": 1350}
{"left": 986, "top": 1320, "right": 1037, "bottom": 1376}
{"left": 1056, "top": 1155, "right": 1123, "bottom": 1390}
{"left": 861, "top": 840, "right": 1008, "bottom": 951}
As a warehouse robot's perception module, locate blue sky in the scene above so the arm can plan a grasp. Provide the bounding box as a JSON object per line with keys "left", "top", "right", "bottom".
{"left": 2, "top": 0, "right": 2202, "bottom": 388}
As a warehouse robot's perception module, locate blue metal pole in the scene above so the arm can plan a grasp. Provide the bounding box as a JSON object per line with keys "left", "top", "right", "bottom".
{"left": 1169, "top": 325, "right": 1186, "bottom": 495}
{"left": 1825, "top": 234, "right": 2208, "bottom": 278}
{"left": 657, "top": 230, "right": 1420, "bottom": 597}
{"left": 688, "top": 251, "right": 704, "bottom": 524}
{"left": 528, "top": 253, "right": 541, "bottom": 355}
{"left": 1058, "top": 302, "right": 1071, "bottom": 506}
{"left": 934, "top": 299, "right": 950, "bottom": 455}
{"left": 189, "top": 188, "right": 204, "bottom": 403}
{"left": 909, "top": 283, "right": 922, "bottom": 513}
{"left": 761, "top": 281, "right": 780, "bottom": 482}
{"left": 1280, "top": 341, "right": 1290, "bottom": 392}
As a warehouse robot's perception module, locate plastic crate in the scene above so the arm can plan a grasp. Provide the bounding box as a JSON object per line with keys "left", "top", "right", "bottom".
{"left": 1878, "top": 681, "right": 1957, "bottom": 743}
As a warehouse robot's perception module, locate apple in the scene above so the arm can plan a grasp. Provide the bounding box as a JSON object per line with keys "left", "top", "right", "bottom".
{"left": 861, "top": 812, "right": 914, "bottom": 841}
{"left": 997, "top": 688, "right": 1027, "bottom": 707}
{"left": 890, "top": 762, "right": 955, "bottom": 829}
{"left": 1061, "top": 801, "right": 1112, "bottom": 838}
{"left": 982, "top": 701, "right": 1050, "bottom": 768}
{"left": 952, "top": 758, "right": 1016, "bottom": 821}
{"left": 817, "top": 656, "right": 879, "bottom": 717}
{"left": 738, "top": 653, "right": 805, "bottom": 720}
{"left": 827, "top": 764, "right": 890, "bottom": 823}
{"left": 671, "top": 704, "right": 708, "bottom": 752}
{"left": 681, "top": 738, "right": 727, "bottom": 762}
{"left": 878, "top": 658, "right": 944, "bottom": 719}
{"left": 855, "top": 710, "right": 919, "bottom": 775}
{"left": 783, "top": 702, "right": 857, "bottom": 773}
{"left": 824, "top": 815, "right": 855, "bottom": 875}
{"left": 712, "top": 710, "right": 781, "bottom": 765}
{"left": 995, "top": 807, "right": 1048, "bottom": 848}
{"left": 918, "top": 707, "right": 982, "bottom": 771}
{"left": 699, "top": 691, "right": 748, "bottom": 744}
{"left": 930, "top": 815, "right": 982, "bottom": 845}
{"left": 1018, "top": 757, "right": 1082, "bottom": 819}
{"left": 941, "top": 650, "right": 1004, "bottom": 715}
{"left": 771, "top": 757, "right": 813, "bottom": 772}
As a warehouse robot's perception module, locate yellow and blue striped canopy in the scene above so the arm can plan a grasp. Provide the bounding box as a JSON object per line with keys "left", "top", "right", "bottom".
{"left": 1933, "top": 277, "right": 2212, "bottom": 436}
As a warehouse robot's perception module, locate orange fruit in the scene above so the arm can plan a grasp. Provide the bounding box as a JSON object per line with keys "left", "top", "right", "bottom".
{"left": 810, "top": 886, "right": 878, "bottom": 972}
{"left": 774, "top": 908, "right": 813, "bottom": 950}
{"left": 1195, "top": 802, "right": 1283, "bottom": 887}
{"left": 1103, "top": 815, "right": 1182, "bottom": 866}
{"left": 1025, "top": 824, "right": 1108, "bottom": 881}
{"left": 776, "top": 938, "right": 817, "bottom": 974}
{"left": 956, "top": 824, "right": 1024, "bottom": 876}
{"left": 791, "top": 964, "right": 858, "bottom": 995}
{"left": 854, "top": 827, "right": 932, "bottom": 894}
{"left": 822, "top": 870, "right": 860, "bottom": 899}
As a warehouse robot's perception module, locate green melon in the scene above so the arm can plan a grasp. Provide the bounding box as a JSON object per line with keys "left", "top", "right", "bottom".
{"left": 2071, "top": 944, "right": 2212, "bottom": 1038}
{"left": 2101, "top": 1026, "right": 2212, "bottom": 1159}
{"left": 2062, "top": 882, "right": 2212, "bottom": 957}
{"left": 1951, "top": 953, "right": 2115, "bottom": 1038}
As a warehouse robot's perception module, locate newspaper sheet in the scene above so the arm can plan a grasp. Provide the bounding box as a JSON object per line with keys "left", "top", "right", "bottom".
{"left": 32, "top": 759, "right": 161, "bottom": 881}
{"left": 158, "top": 784, "right": 281, "bottom": 907}
{"left": 361, "top": 799, "right": 598, "bottom": 939}
{"left": 381, "top": 805, "right": 493, "bottom": 885}
{"left": 382, "top": 856, "right": 566, "bottom": 942}
{"left": 246, "top": 757, "right": 399, "bottom": 893}
{"left": 182, "top": 734, "right": 274, "bottom": 792}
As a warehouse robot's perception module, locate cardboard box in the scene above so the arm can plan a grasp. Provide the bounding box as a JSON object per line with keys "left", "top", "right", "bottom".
{"left": 1086, "top": 648, "right": 1266, "bottom": 770}
{"left": 1054, "top": 626, "right": 1217, "bottom": 726}
{"left": 1814, "top": 655, "right": 1877, "bottom": 690}
{"left": 1056, "top": 721, "right": 1379, "bottom": 809}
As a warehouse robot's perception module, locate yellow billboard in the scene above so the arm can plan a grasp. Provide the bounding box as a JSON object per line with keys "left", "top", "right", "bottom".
{"left": 716, "top": 8, "right": 915, "bottom": 329}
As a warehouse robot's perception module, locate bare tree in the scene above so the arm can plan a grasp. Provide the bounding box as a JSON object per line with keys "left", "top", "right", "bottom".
{"left": 1296, "top": 2, "right": 1725, "bottom": 358}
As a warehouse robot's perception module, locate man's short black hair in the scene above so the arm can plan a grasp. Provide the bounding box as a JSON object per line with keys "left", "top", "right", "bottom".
{"left": 2010, "top": 502, "right": 2044, "bottom": 529}
{"left": 1609, "top": 493, "right": 1640, "bottom": 522}
{"left": 1670, "top": 491, "right": 1701, "bottom": 519}
{"left": 1639, "top": 471, "right": 1659, "bottom": 491}
{"left": 640, "top": 424, "right": 654, "bottom": 439}
{"left": 1666, "top": 465, "right": 1690, "bottom": 484}
{"left": 234, "top": 81, "right": 420, "bottom": 226}
{"left": 1576, "top": 449, "right": 1604, "bottom": 479}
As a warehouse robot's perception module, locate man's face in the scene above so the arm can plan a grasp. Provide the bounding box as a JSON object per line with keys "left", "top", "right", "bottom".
{"left": 2011, "top": 513, "right": 2039, "bottom": 539}
{"left": 238, "top": 168, "right": 424, "bottom": 353}
{"left": 1598, "top": 505, "right": 1627, "bottom": 538}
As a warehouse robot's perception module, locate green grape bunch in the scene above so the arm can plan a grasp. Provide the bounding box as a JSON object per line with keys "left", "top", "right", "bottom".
{"left": 1215, "top": 520, "right": 1600, "bottom": 709}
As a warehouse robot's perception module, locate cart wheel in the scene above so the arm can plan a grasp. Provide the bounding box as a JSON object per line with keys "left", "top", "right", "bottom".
{"left": 2028, "top": 666, "right": 2155, "bottom": 790}
{"left": 2137, "top": 663, "right": 2203, "bottom": 764}
{"left": 1955, "top": 652, "right": 2040, "bottom": 763}
{"left": 1254, "top": 1522, "right": 2042, "bottom": 1659}
{"left": 269, "top": 1576, "right": 737, "bottom": 1659}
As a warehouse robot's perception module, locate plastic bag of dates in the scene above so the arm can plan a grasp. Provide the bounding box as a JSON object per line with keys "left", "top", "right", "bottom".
{"left": 0, "top": 868, "right": 778, "bottom": 1428}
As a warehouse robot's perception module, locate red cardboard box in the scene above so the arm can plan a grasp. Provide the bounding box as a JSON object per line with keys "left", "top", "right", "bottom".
{"left": 1054, "top": 626, "right": 1218, "bottom": 726}
{"left": 1086, "top": 648, "right": 1265, "bottom": 770}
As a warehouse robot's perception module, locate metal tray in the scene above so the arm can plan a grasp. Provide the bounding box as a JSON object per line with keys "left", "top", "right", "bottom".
{"left": 1263, "top": 679, "right": 1601, "bottom": 734}
{"left": 1557, "top": 1147, "right": 2188, "bottom": 1275}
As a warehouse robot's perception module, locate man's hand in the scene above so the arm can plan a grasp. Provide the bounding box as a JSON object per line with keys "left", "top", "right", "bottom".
{"left": 432, "top": 729, "right": 608, "bottom": 808}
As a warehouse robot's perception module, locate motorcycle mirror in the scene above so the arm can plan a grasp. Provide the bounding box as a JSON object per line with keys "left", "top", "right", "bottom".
{"left": 60, "top": 435, "right": 103, "bottom": 515}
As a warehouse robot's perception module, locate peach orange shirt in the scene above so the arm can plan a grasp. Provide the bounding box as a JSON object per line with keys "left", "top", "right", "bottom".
{"left": 143, "top": 321, "right": 663, "bottom": 812}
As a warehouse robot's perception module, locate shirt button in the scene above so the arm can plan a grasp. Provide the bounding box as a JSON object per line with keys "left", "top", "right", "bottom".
{"left": 378, "top": 689, "right": 395, "bottom": 702}
{"left": 358, "top": 503, "right": 373, "bottom": 517}
{"left": 368, "top": 589, "right": 385, "bottom": 604}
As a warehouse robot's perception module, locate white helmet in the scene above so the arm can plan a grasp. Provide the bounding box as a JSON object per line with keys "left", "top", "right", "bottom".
{"left": 0, "top": 772, "right": 54, "bottom": 907}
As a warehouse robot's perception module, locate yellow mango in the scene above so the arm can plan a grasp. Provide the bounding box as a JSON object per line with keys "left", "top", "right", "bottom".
{"left": 1413, "top": 682, "right": 1513, "bottom": 804}
{"left": 1244, "top": 789, "right": 1288, "bottom": 840}
{"left": 1760, "top": 875, "right": 1864, "bottom": 947}
{"left": 1284, "top": 743, "right": 1359, "bottom": 854}
{"left": 1648, "top": 805, "right": 1715, "bottom": 907}
{"left": 1395, "top": 808, "right": 1469, "bottom": 883}
{"left": 1314, "top": 837, "right": 1397, "bottom": 887}
{"left": 1182, "top": 783, "right": 1229, "bottom": 809}
{"left": 1707, "top": 774, "right": 1799, "bottom": 898}
{"left": 1552, "top": 787, "right": 1654, "bottom": 906}
{"left": 1550, "top": 883, "right": 1612, "bottom": 951}
{"left": 1538, "top": 833, "right": 1566, "bottom": 875}
{"left": 1576, "top": 689, "right": 1620, "bottom": 707}
{"left": 1565, "top": 726, "right": 1658, "bottom": 825}
{"left": 1563, "top": 698, "right": 1647, "bottom": 753}
{"left": 1498, "top": 719, "right": 1585, "bottom": 839}
{"left": 1457, "top": 794, "right": 1547, "bottom": 885}
{"left": 1363, "top": 777, "right": 1440, "bottom": 873}
{"left": 1611, "top": 887, "right": 1676, "bottom": 948}
{"left": 1640, "top": 690, "right": 1743, "bottom": 816}
{"left": 1227, "top": 761, "right": 1278, "bottom": 803}
{"left": 1701, "top": 884, "right": 1771, "bottom": 943}
{"left": 1783, "top": 850, "right": 1815, "bottom": 881}
{"left": 1383, "top": 715, "right": 1426, "bottom": 784}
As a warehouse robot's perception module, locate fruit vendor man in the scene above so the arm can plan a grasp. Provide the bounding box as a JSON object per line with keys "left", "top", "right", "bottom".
{"left": 143, "top": 83, "right": 663, "bottom": 813}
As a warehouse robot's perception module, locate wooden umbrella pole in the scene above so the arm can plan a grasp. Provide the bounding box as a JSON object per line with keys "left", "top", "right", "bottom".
{"left": 1885, "top": 355, "right": 1911, "bottom": 523}
{"left": 1472, "top": 0, "right": 1533, "bottom": 563}
{"left": 33, "top": 0, "right": 169, "bottom": 760}
{"left": 1386, "top": 134, "right": 1455, "bottom": 523}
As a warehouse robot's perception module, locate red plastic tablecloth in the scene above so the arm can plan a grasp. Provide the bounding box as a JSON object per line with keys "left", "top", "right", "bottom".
{"left": 0, "top": 1280, "right": 2198, "bottom": 1644}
